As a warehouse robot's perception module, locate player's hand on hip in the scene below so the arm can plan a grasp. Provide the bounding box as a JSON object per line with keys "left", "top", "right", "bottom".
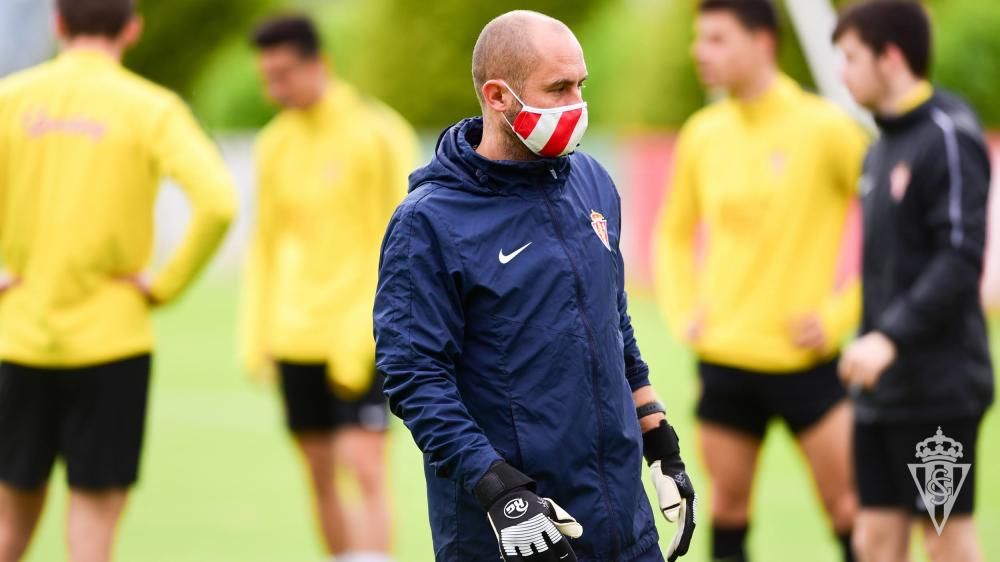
{"left": 685, "top": 308, "right": 706, "bottom": 343}
{"left": 117, "top": 273, "right": 160, "bottom": 306}
{"left": 642, "top": 421, "right": 696, "bottom": 561}
{"left": 475, "top": 462, "right": 582, "bottom": 562}
{"left": 790, "top": 313, "right": 827, "bottom": 352}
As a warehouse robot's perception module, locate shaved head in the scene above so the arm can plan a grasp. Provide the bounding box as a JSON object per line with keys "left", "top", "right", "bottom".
{"left": 472, "top": 10, "right": 587, "bottom": 161}
{"left": 472, "top": 10, "right": 574, "bottom": 108}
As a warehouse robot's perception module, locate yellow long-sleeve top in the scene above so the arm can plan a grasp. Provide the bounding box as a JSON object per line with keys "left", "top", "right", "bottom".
{"left": 0, "top": 49, "right": 237, "bottom": 368}
{"left": 242, "top": 83, "right": 417, "bottom": 387}
{"left": 654, "top": 75, "right": 868, "bottom": 372}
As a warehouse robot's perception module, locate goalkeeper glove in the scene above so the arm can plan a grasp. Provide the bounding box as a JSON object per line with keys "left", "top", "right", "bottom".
{"left": 474, "top": 462, "right": 582, "bottom": 562}
{"left": 643, "top": 420, "right": 696, "bottom": 561}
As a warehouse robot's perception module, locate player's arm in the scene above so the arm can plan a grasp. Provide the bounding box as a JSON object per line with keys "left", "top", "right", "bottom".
{"left": 653, "top": 126, "right": 702, "bottom": 342}
{"left": 877, "top": 126, "right": 990, "bottom": 347}
{"left": 376, "top": 201, "right": 580, "bottom": 561}
{"left": 611, "top": 175, "right": 695, "bottom": 561}
{"left": 799, "top": 115, "right": 869, "bottom": 352}
{"left": 375, "top": 199, "right": 503, "bottom": 490}
{"left": 148, "top": 97, "right": 237, "bottom": 305}
{"left": 240, "top": 139, "right": 277, "bottom": 379}
{"left": 325, "top": 108, "right": 419, "bottom": 397}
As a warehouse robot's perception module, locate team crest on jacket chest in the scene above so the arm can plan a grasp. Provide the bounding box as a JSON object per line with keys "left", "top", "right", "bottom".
{"left": 590, "top": 210, "right": 612, "bottom": 252}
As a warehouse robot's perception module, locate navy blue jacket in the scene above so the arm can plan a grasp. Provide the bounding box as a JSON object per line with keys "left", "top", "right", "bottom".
{"left": 375, "top": 118, "right": 662, "bottom": 562}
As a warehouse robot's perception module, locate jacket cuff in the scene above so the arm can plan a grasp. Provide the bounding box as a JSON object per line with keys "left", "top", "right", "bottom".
{"left": 626, "top": 363, "right": 651, "bottom": 391}
{"left": 473, "top": 461, "right": 535, "bottom": 510}
{"left": 877, "top": 300, "right": 914, "bottom": 350}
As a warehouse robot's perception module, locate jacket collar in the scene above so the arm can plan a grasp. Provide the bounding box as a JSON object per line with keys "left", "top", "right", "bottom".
{"left": 411, "top": 118, "right": 572, "bottom": 197}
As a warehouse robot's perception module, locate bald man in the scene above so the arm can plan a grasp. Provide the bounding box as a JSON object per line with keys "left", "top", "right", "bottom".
{"left": 374, "top": 10, "right": 696, "bottom": 562}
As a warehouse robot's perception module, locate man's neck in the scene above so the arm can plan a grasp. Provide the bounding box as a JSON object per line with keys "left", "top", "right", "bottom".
{"left": 300, "top": 81, "right": 329, "bottom": 111}
{"left": 731, "top": 65, "right": 778, "bottom": 102}
{"left": 875, "top": 73, "right": 925, "bottom": 117}
{"left": 476, "top": 120, "right": 536, "bottom": 162}
{"left": 64, "top": 37, "right": 123, "bottom": 61}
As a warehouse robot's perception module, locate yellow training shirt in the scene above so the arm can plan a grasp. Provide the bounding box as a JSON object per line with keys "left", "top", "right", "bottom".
{"left": 0, "top": 49, "right": 237, "bottom": 367}
{"left": 654, "top": 75, "right": 868, "bottom": 372}
{"left": 242, "top": 82, "right": 418, "bottom": 390}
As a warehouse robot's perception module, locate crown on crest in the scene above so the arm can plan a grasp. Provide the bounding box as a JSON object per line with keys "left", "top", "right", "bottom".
{"left": 914, "top": 427, "right": 963, "bottom": 462}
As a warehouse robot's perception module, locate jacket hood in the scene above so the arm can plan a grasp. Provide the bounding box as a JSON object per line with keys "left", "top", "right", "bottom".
{"left": 408, "top": 117, "right": 572, "bottom": 195}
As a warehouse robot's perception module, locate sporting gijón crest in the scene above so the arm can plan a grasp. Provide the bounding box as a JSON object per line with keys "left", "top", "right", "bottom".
{"left": 590, "top": 210, "right": 611, "bottom": 251}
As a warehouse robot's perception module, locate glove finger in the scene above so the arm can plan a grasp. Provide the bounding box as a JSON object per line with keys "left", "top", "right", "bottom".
{"left": 666, "top": 498, "right": 696, "bottom": 561}
{"left": 649, "top": 463, "right": 682, "bottom": 523}
{"left": 665, "top": 499, "right": 684, "bottom": 561}
{"left": 543, "top": 498, "right": 583, "bottom": 539}
{"left": 548, "top": 534, "right": 578, "bottom": 562}
{"left": 677, "top": 495, "right": 696, "bottom": 555}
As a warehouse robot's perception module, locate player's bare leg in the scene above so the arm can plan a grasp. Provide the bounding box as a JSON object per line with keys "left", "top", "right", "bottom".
{"left": 0, "top": 484, "right": 46, "bottom": 562}
{"left": 334, "top": 427, "right": 391, "bottom": 555}
{"left": 66, "top": 489, "right": 127, "bottom": 562}
{"left": 921, "top": 516, "right": 981, "bottom": 562}
{"left": 797, "top": 401, "right": 857, "bottom": 542}
{"left": 853, "top": 509, "right": 910, "bottom": 562}
{"left": 296, "top": 432, "right": 348, "bottom": 555}
{"left": 699, "top": 421, "right": 761, "bottom": 559}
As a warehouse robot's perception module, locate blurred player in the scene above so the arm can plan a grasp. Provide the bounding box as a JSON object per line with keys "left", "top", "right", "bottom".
{"left": 244, "top": 15, "right": 417, "bottom": 562}
{"left": 0, "top": 0, "right": 237, "bottom": 560}
{"left": 653, "top": 1, "right": 868, "bottom": 561}
{"left": 834, "top": 2, "right": 993, "bottom": 561}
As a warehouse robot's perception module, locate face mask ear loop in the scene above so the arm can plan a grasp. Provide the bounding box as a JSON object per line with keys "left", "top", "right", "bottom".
{"left": 497, "top": 81, "right": 525, "bottom": 134}
{"left": 498, "top": 80, "right": 527, "bottom": 110}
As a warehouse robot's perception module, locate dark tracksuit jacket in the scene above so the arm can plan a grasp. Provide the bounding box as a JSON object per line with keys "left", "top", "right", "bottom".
{"left": 374, "top": 118, "right": 663, "bottom": 562}
{"left": 857, "top": 89, "right": 994, "bottom": 423}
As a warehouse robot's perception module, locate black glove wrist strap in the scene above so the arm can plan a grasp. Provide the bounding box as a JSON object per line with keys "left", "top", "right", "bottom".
{"left": 474, "top": 461, "right": 536, "bottom": 510}
{"left": 642, "top": 419, "right": 683, "bottom": 468}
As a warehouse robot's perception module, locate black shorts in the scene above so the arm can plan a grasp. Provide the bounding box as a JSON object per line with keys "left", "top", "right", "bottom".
{"left": 0, "top": 354, "right": 151, "bottom": 491}
{"left": 696, "top": 356, "right": 847, "bottom": 438}
{"left": 277, "top": 361, "right": 389, "bottom": 433}
{"left": 855, "top": 417, "right": 980, "bottom": 515}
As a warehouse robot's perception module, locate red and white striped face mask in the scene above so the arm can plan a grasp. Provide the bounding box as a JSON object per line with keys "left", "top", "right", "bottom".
{"left": 501, "top": 83, "right": 589, "bottom": 158}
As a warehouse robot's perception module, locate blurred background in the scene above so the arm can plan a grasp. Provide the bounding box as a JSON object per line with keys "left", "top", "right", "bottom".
{"left": 2, "top": 0, "right": 998, "bottom": 561}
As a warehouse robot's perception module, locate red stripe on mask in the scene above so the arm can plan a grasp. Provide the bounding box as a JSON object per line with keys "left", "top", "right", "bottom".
{"left": 538, "top": 108, "right": 583, "bottom": 157}
{"left": 512, "top": 111, "right": 541, "bottom": 140}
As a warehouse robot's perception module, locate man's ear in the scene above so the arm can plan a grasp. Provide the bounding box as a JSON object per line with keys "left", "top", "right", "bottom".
{"left": 881, "top": 43, "right": 908, "bottom": 74}
{"left": 481, "top": 80, "right": 513, "bottom": 113}
{"left": 120, "top": 15, "right": 143, "bottom": 49}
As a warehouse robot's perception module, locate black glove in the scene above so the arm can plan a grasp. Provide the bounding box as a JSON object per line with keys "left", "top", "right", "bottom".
{"left": 643, "top": 420, "right": 696, "bottom": 561}
{"left": 474, "top": 462, "right": 583, "bottom": 562}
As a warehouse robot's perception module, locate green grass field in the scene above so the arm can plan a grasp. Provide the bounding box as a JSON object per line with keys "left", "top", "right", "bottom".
{"left": 23, "top": 277, "right": 1000, "bottom": 561}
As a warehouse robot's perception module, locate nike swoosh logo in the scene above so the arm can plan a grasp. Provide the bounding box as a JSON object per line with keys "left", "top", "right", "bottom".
{"left": 498, "top": 242, "right": 532, "bottom": 264}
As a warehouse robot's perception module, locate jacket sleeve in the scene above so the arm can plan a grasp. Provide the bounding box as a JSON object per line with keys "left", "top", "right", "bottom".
{"left": 609, "top": 176, "right": 651, "bottom": 391}
{"left": 818, "top": 114, "right": 867, "bottom": 347}
{"left": 877, "top": 121, "right": 991, "bottom": 348}
{"left": 240, "top": 138, "right": 277, "bottom": 379}
{"left": 325, "top": 107, "right": 419, "bottom": 397}
{"left": 653, "top": 126, "right": 701, "bottom": 340}
{"left": 374, "top": 197, "right": 502, "bottom": 494}
{"left": 149, "top": 97, "right": 237, "bottom": 303}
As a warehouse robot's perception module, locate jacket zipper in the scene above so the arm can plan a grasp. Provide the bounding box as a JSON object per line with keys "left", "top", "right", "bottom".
{"left": 542, "top": 180, "right": 622, "bottom": 559}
